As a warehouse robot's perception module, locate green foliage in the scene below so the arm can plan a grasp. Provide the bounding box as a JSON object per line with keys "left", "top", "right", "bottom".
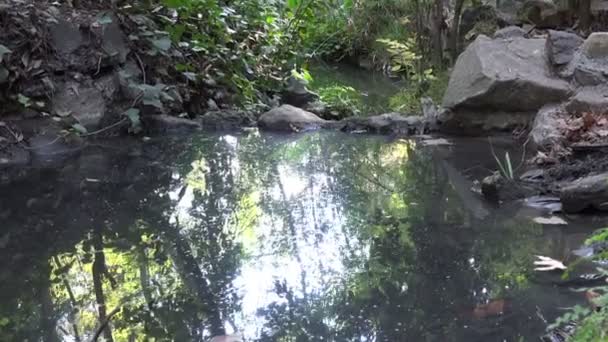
{"left": 493, "top": 152, "right": 514, "bottom": 180}
{"left": 317, "top": 84, "right": 363, "bottom": 117}
{"left": 586, "top": 228, "right": 608, "bottom": 245}
{"left": 388, "top": 87, "right": 420, "bottom": 113}
{"left": 550, "top": 228, "right": 608, "bottom": 340}
{"left": 388, "top": 70, "right": 448, "bottom": 114}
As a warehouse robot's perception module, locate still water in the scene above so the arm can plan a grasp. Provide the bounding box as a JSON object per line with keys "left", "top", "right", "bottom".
{"left": 0, "top": 131, "right": 601, "bottom": 341}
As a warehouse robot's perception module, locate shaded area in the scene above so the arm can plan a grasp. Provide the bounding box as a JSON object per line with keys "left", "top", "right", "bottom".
{"left": 0, "top": 132, "right": 599, "bottom": 341}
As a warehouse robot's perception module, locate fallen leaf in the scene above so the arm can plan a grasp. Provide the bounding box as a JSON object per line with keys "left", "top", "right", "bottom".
{"left": 534, "top": 255, "right": 567, "bottom": 271}
{"left": 472, "top": 299, "right": 508, "bottom": 319}
{"left": 533, "top": 216, "right": 568, "bottom": 225}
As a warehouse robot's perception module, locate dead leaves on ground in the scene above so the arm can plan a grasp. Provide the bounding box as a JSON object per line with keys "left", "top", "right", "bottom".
{"left": 564, "top": 112, "right": 608, "bottom": 145}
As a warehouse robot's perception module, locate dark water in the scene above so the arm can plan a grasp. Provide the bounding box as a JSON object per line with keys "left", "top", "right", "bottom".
{"left": 0, "top": 131, "right": 603, "bottom": 342}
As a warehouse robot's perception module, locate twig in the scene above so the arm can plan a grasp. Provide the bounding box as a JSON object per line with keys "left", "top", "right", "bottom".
{"left": 80, "top": 118, "right": 127, "bottom": 137}
{"left": 94, "top": 55, "right": 102, "bottom": 76}
{"left": 90, "top": 306, "right": 121, "bottom": 342}
{"left": 134, "top": 52, "right": 146, "bottom": 84}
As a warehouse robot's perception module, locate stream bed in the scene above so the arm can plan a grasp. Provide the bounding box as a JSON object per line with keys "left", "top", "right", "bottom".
{"left": 1, "top": 131, "right": 605, "bottom": 341}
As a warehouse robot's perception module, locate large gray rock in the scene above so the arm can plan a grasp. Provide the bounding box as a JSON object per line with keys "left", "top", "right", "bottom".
{"left": 565, "top": 86, "right": 608, "bottom": 114}
{"left": 567, "top": 32, "right": 608, "bottom": 86}
{"left": 546, "top": 30, "right": 584, "bottom": 67}
{"left": 561, "top": 173, "right": 608, "bottom": 213}
{"left": 258, "top": 105, "right": 327, "bottom": 132}
{"left": 443, "top": 35, "right": 571, "bottom": 113}
{"left": 581, "top": 32, "right": 608, "bottom": 59}
{"left": 530, "top": 104, "right": 567, "bottom": 149}
{"left": 53, "top": 80, "right": 107, "bottom": 129}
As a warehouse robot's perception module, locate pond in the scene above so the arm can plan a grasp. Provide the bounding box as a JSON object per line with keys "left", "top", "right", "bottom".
{"left": 0, "top": 131, "right": 602, "bottom": 341}
{"left": 309, "top": 62, "right": 404, "bottom": 114}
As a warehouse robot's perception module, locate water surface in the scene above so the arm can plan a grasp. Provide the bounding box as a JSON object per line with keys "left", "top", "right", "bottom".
{"left": 0, "top": 131, "right": 600, "bottom": 341}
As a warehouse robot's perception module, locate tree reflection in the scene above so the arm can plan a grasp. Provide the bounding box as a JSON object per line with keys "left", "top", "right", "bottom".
{"left": 0, "top": 132, "right": 566, "bottom": 341}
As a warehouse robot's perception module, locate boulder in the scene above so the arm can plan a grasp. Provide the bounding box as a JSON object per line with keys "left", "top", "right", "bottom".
{"left": 282, "top": 77, "right": 319, "bottom": 108}
{"left": 545, "top": 30, "right": 584, "bottom": 67}
{"left": 567, "top": 32, "right": 608, "bottom": 86}
{"left": 52, "top": 80, "right": 107, "bottom": 129}
{"left": 530, "top": 104, "right": 567, "bottom": 149}
{"left": 581, "top": 32, "right": 608, "bottom": 59}
{"left": 560, "top": 173, "right": 608, "bottom": 213}
{"left": 142, "top": 115, "right": 202, "bottom": 134}
{"left": 565, "top": 86, "right": 608, "bottom": 114}
{"left": 439, "top": 110, "right": 532, "bottom": 133}
{"left": 493, "top": 26, "right": 526, "bottom": 39}
{"left": 443, "top": 35, "right": 571, "bottom": 112}
{"left": 339, "top": 113, "right": 423, "bottom": 135}
{"left": 258, "top": 105, "right": 328, "bottom": 132}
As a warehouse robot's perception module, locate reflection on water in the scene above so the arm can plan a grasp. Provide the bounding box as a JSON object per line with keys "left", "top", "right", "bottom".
{"left": 0, "top": 131, "right": 598, "bottom": 341}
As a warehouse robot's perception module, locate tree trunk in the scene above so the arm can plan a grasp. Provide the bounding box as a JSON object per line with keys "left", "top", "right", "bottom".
{"left": 579, "top": 0, "right": 592, "bottom": 33}
{"left": 431, "top": 0, "right": 445, "bottom": 68}
{"left": 93, "top": 230, "right": 114, "bottom": 342}
{"left": 53, "top": 256, "right": 82, "bottom": 342}
{"left": 449, "top": 0, "right": 465, "bottom": 62}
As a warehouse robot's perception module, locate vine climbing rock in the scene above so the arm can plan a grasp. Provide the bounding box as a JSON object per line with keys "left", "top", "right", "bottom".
{"left": 441, "top": 35, "right": 571, "bottom": 132}
{"left": 258, "top": 105, "right": 328, "bottom": 132}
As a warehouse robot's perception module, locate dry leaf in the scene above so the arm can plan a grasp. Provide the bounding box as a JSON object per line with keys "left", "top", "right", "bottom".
{"left": 534, "top": 255, "right": 567, "bottom": 271}
{"left": 533, "top": 216, "right": 567, "bottom": 225}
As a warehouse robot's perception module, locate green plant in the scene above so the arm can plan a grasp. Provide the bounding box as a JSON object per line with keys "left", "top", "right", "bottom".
{"left": 492, "top": 151, "right": 515, "bottom": 180}
{"left": 388, "top": 87, "right": 420, "bottom": 114}
{"left": 548, "top": 228, "right": 608, "bottom": 341}
{"left": 317, "top": 84, "right": 363, "bottom": 117}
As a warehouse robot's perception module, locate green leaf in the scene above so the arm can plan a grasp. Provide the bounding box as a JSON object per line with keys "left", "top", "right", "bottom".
{"left": 17, "top": 94, "right": 32, "bottom": 107}
{"left": 123, "top": 108, "right": 142, "bottom": 134}
{"left": 72, "top": 123, "right": 88, "bottom": 134}
{"left": 55, "top": 109, "right": 72, "bottom": 118}
{"left": 95, "top": 13, "right": 113, "bottom": 26}
{"left": 183, "top": 72, "right": 197, "bottom": 81}
{"left": 0, "top": 67, "right": 8, "bottom": 84}
{"left": 0, "top": 44, "right": 11, "bottom": 63}
{"left": 287, "top": 0, "right": 300, "bottom": 10}
{"left": 151, "top": 36, "right": 172, "bottom": 52}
